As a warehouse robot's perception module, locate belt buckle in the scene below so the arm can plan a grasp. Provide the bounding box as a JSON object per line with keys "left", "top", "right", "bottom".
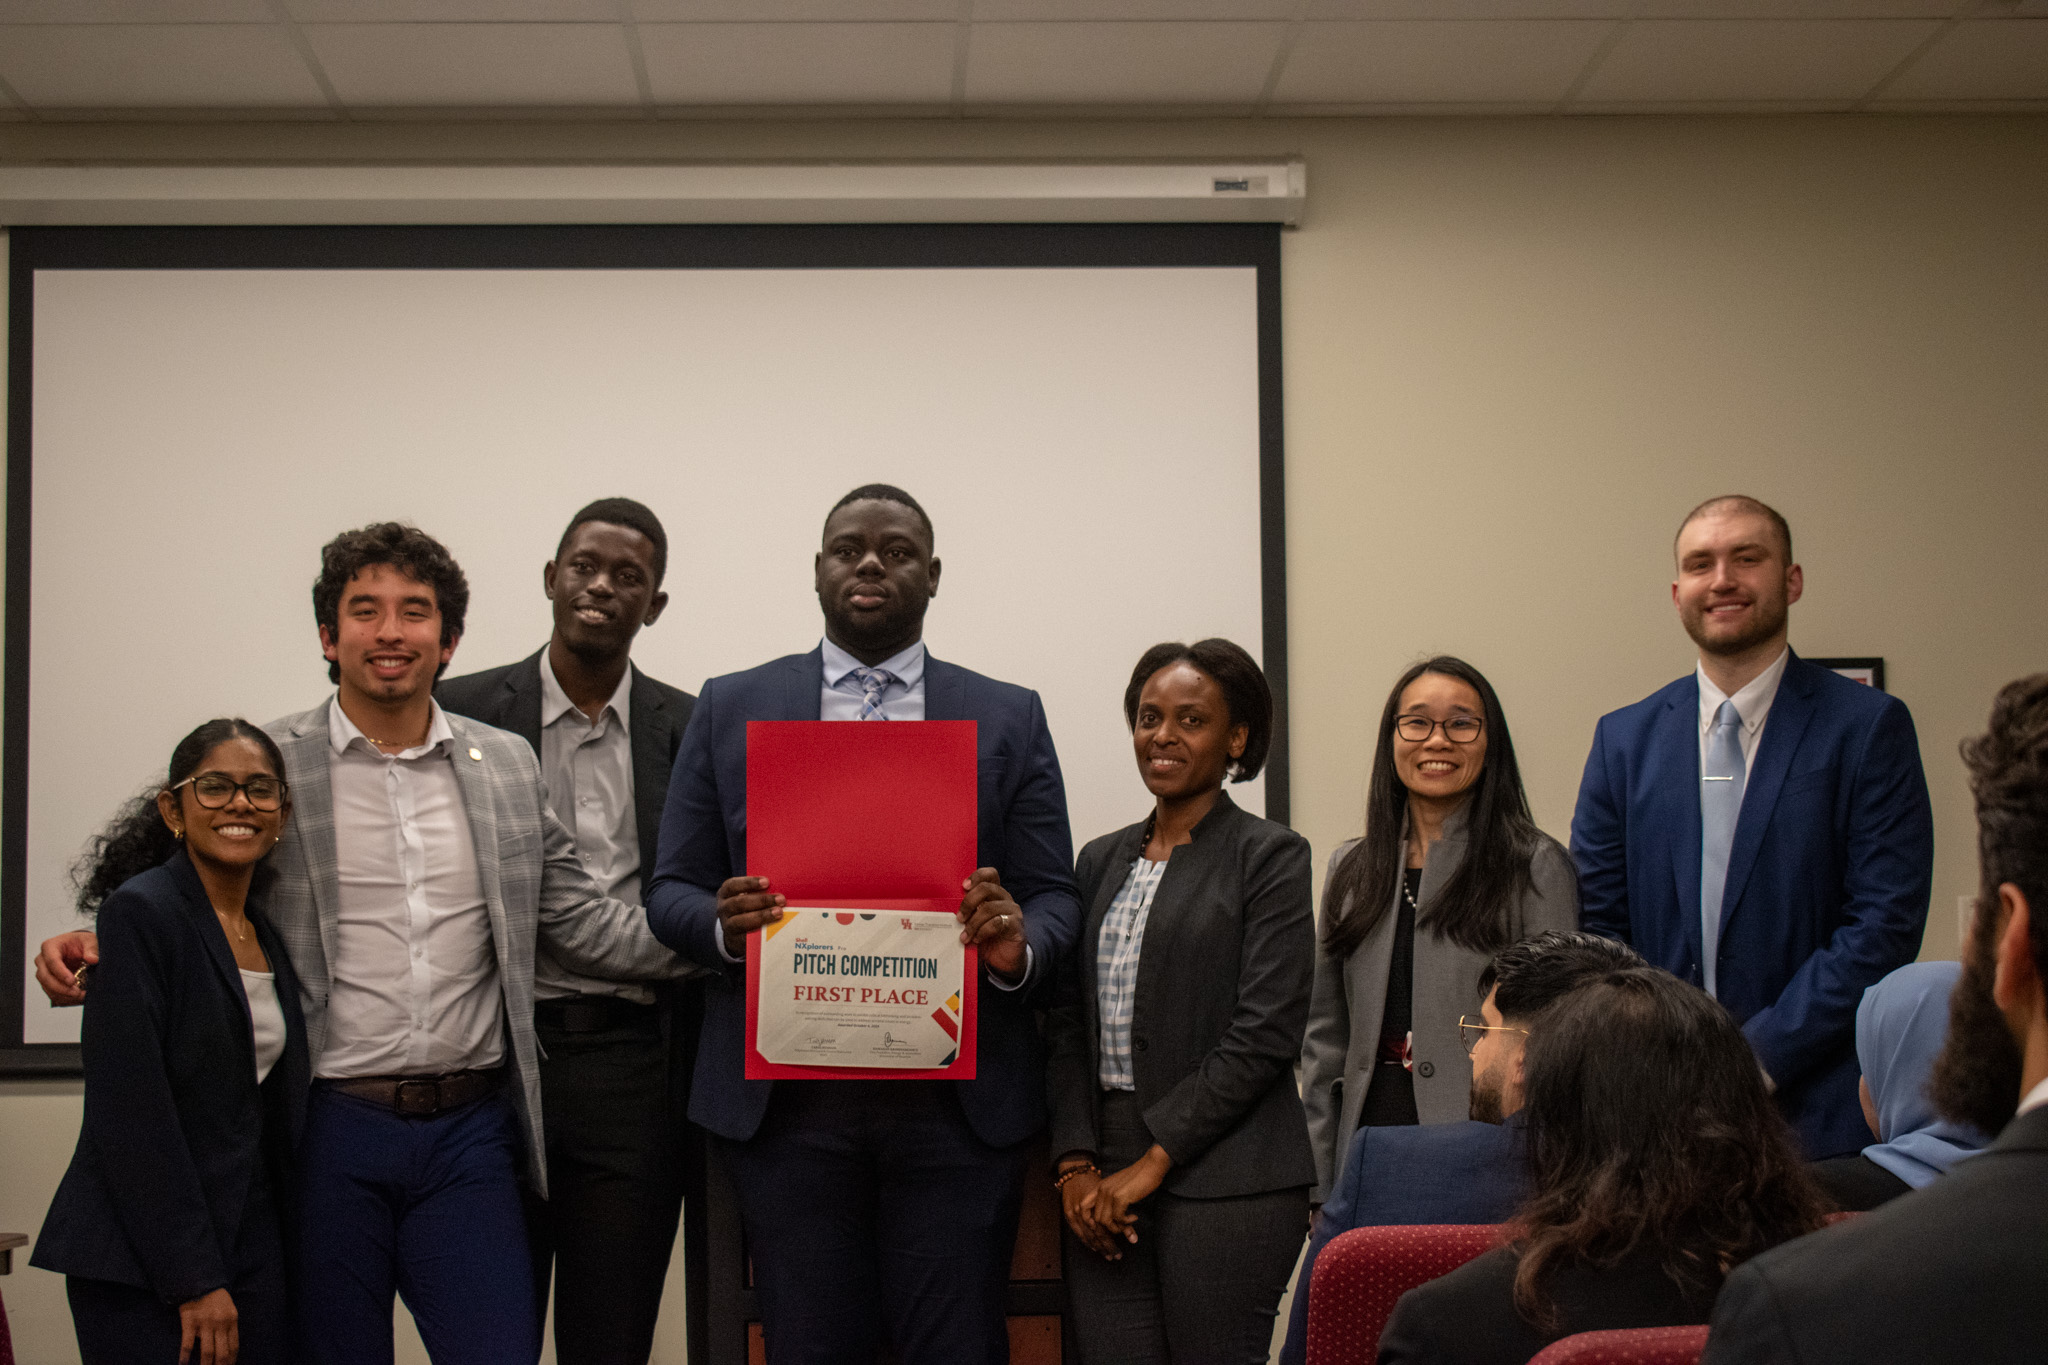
{"left": 394, "top": 1079, "right": 441, "bottom": 1117}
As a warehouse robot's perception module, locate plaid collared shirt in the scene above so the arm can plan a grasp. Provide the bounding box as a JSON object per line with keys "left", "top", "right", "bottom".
{"left": 1096, "top": 855, "right": 1168, "bottom": 1090}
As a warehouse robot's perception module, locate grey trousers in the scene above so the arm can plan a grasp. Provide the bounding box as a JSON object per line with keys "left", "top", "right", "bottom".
{"left": 1064, "top": 1089, "right": 1310, "bottom": 1365}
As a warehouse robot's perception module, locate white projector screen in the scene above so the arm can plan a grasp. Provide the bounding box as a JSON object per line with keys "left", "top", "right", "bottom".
{"left": 4, "top": 224, "right": 1285, "bottom": 1064}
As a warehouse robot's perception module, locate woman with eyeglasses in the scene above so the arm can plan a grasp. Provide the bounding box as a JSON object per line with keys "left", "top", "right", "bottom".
{"left": 1299, "top": 656, "right": 1578, "bottom": 1199}
{"left": 34, "top": 719, "right": 305, "bottom": 1365}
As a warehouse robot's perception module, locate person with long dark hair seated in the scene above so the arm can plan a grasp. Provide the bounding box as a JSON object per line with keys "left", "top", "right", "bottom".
{"left": 1300, "top": 656, "right": 1577, "bottom": 1200}
{"left": 34, "top": 719, "right": 307, "bottom": 1365}
{"left": 1047, "top": 639, "right": 1315, "bottom": 1364}
{"left": 1378, "top": 967, "right": 1829, "bottom": 1365}
{"left": 1809, "top": 960, "right": 1989, "bottom": 1212}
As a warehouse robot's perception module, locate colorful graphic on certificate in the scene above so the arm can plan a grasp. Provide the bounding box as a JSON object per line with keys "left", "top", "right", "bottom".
{"left": 752, "top": 909, "right": 970, "bottom": 1070}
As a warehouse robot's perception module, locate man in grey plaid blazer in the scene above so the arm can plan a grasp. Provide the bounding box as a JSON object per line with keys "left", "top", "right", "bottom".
{"left": 40, "top": 522, "right": 692, "bottom": 1365}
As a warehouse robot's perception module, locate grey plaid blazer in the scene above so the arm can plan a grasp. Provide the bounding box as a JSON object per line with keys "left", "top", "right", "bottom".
{"left": 263, "top": 701, "right": 691, "bottom": 1196}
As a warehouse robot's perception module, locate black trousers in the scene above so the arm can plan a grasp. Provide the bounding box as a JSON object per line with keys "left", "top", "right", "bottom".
{"left": 67, "top": 1172, "right": 290, "bottom": 1365}
{"left": 719, "top": 1080, "right": 1031, "bottom": 1365}
{"left": 531, "top": 996, "right": 697, "bottom": 1365}
{"left": 1063, "top": 1089, "right": 1310, "bottom": 1365}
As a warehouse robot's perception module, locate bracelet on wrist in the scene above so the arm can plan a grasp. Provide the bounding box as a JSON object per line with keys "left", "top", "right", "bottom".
{"left": 1052, "top": 1164, "right": 1099, "bottom": 1191}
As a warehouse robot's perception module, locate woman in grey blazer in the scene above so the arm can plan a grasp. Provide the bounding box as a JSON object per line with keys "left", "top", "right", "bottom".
{"left": 1047, "top": 639, "right": 1315, "bottom": 1365}
{"left": 1300, "top": 656, "right": 1578, "bottom": 1200}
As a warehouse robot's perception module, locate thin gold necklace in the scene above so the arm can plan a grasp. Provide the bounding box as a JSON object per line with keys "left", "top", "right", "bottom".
{"left": 214, "top": 908, "right": 253, "bottom": 944}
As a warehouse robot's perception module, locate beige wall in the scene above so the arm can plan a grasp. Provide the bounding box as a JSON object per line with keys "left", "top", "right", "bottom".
{"left": 4, "top": 112, "right": 2045, "bottom": 1361}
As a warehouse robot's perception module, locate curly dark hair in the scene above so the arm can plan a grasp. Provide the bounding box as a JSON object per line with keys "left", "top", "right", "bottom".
{"left": 1323, "top": 655, "right": 1556, "bottom": 959}
{"left": 1509, "top": 968, "right": 1827, "bottom": 1332}
{"left": 71, "top": 718, "right": 288, "bottom": 916}
{"left": 1121, "top": 638, "right": 1273, "bottom": 784}
{"left": 312, "top": 522, "right": 469, "bottom": 684}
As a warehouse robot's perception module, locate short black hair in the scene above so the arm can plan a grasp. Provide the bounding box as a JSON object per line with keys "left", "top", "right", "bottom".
{"left": 827, "top": 484, "right": 934, "bottom": 551}
{"left": 1121, "top": 638, "right": 1273, "bottom": 784}
{"left": 557, "top": 497, "right": 668, "bottom": 586}
{"left": 312, "top": 523, "right": 469, "bottom": 684}
{"left": 1478, "top": 930, "right": 1645, "bottom": 1026}
{"left": 1677, "top": 494, "right": 1794, "bottom": 565}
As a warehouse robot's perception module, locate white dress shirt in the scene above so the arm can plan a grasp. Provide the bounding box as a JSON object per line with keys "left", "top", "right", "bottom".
{"left": 1696, "top": 646, "right": 1792, "bottom": 776}
{"left": 2019, "top": 1075, "right": 2048, "bottom": 1118}
{"left": 534, "top": 652, "right": 651, "bottom": 1005}
{"left": 319, "top": 698, "right": 504, "bottom": 1079}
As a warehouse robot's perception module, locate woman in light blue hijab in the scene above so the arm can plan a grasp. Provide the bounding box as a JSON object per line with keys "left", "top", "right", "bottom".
{"left": 1811, "top": 960, "right": 1992, "bottom": 1211}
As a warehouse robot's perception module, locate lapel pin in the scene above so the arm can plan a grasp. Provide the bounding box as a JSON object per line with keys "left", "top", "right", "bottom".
{"left": 468, "top": 747, "right": 483, "bottom": 762}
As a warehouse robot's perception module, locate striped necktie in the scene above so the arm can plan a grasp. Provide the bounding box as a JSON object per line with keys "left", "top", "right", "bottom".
{"left": 1700, "top": 699, "right": 1746, "bottom": 999}
{"left": 853, "top": 667, "right": 893, "bottom": 722}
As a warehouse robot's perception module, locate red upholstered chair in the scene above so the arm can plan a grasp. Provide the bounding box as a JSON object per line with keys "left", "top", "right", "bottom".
{"left": 1525, "top": 1325, "right": 1711, "bottom": 1365}
{"left": 1304, "top": 1223, "right": 1502, "bottom": 1365}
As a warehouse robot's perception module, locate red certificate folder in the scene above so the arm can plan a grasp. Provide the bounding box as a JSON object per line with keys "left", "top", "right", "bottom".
{"left": 743, "top": 720, "right": 979, "bottom": 1080}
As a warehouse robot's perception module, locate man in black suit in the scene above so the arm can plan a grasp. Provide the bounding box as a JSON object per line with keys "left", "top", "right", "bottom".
{"left": 1703, "top": 672, "right": 2048, "bottom": 1365}
{"left": 435, "top": 497, "right": 704, "bottom": 1365}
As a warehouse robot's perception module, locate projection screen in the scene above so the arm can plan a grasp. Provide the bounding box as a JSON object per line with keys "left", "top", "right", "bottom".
{"left": 3, "top": 223, "right": 1284, "bottom": 1069}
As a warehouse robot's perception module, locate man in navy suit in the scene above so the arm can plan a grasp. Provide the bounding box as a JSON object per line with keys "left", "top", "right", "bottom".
{"left": 1571, "top": 495, "right": 1934, "bottom": 1158}
{"left": 1277, "top": 931, "right": 1644, "bottom": 1365}
{"left": 644, "top": 484, "right": 1081, "bottom": 1365}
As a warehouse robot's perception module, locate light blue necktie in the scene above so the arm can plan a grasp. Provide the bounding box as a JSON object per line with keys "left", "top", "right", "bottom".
{"left": 853, "top": 667, "right": 893, "bottom": 722}
{"left": 1700, "top": 699, "right": 1746, "bottom": 999}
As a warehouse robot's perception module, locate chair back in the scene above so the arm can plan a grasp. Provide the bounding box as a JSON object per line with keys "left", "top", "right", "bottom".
{"left": 1526, "top": 1324, "right": 1711, "bottom": 1365}
{"left": 1304, "top": 1223, "right": 1501, "bottom": 1365}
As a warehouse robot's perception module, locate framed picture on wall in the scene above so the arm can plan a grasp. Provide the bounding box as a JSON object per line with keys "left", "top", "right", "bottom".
{"left": 1809, "top": 657, "right": 1886, "bottom": 692}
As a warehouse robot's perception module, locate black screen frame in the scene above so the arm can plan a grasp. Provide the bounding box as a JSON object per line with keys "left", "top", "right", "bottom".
{"left": 2, "top": 221, "right": 1288, "bottom": 1079}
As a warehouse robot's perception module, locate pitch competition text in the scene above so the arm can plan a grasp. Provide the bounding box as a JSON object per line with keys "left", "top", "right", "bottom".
{"left": 790, "top": 950, "right": 942, "bottom": 1006}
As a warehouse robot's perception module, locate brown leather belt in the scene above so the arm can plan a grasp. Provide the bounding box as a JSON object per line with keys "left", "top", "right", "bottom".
{"left": 324, "top": 1067, "right": 503, "bottom": 1118}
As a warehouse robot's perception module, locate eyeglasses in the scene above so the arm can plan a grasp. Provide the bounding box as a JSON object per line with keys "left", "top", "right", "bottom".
{"left": 1396, "top": 715, "right": 1485, "bottom": 744}
{"left": 173, "top": 773, "right": 288, "bottom": 812}
{"left": 1457, "top": 1014, "right": 1528, "bottom": 1056}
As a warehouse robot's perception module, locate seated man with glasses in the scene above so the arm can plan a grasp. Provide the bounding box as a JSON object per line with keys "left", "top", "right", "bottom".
{"left": 1279, "top": 931, "right": 1643, "bottom": 1365}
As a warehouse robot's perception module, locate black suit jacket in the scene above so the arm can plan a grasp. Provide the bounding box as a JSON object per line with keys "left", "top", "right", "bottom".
{"left": 1046, "top": 791, "right": 1317, "bottom": 1199}
{"left": 33, "top": 852, "right": 309, "bottom": 1303}
{"left": 435, "top": 646, "right": 696, "bottom": 902}
{"left": 1702, "top": 1104, "right": 2048, "bottom": 1365}
{"left": 1380, "top": 1245, "right": 1718, "bottom": 1365}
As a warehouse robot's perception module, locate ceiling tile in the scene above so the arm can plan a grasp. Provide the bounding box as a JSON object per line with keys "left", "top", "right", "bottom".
{"left": 1308, "top": 0, "right": 1629, "bottom": 16}
{"left": 630, "top": 0, "right": 958, "bottom": 18}
{"left": 0, "top": 0, "right": 272, "bottom": 18}
{"left": 1881, "top": 18, "right": 2048, "bottom": 99}
{"left": 287, "top": 0, "right": 619, "bottom": 19}
{"left": 1274, "top": 19, "right": 1612, "bottom": 103}
{"left": 1575, "top": 18, "right": 1941, "bottom": 102}
{"left": 1629, "top": 0, "right": 1963, "bottom": 15}
{"left": 303, "top": 22, "right": 641, "bottom": 106}
{"left": 640, "top": 21, "right": 955, "bottom": 103}
{"left": 976, "top": 0, "right": 1298, "bottom": 18}
{"left": 0, "top": 23, "right": 328, "bottom": 107}
{"left": 965, "top": 20, "right": 1286, "bottom": 103}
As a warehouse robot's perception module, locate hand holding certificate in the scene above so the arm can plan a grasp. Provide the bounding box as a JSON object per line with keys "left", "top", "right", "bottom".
{"left": 741, "top": 720, "right": 993, "bottom": 1080}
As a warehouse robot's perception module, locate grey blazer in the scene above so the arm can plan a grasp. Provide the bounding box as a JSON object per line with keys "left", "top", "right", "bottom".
{"left": 1299, "top": 804, "right": 1578, "bottom": 1199}
{"left": 1046, "top": 792, "right": 1318, "bottom": 1199}
{"left": 262, "top": 701, "right": 692, "bottom": 1196}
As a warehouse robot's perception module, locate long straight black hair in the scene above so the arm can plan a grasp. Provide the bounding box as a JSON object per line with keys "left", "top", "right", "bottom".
{"left": 1321, "top": 655, "right": 1543, "bottom": 958}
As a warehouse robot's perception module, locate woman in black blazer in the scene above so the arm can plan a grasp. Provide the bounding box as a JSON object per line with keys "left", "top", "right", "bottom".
{"left": 1378, "top": 969, "right": 1827, "bottom": 1365}
{"left": 33, "top": 718, "right": 307, "bottom": 1365}
{"left": 1047, "top": 638, "right": 1315, "bottom": 1365}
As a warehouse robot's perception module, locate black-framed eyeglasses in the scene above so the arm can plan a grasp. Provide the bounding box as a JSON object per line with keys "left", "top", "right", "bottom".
{"left": 1396, "top": 715, "right": 1485, "bottom": 744}
{"left": 1457, "top": 1014, "right": 1528, "bottom": 1056}
{"left": 172, "top": 772, "right": 288, "bottom": 812}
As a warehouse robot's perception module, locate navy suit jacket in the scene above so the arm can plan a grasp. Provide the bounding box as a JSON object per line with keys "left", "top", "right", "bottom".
{"left": 1278, "top": 1117, "right": 1527, "bottom": 1365}
{"left": 645, "top": 645, "right": 1081, "bottom": 1147}
{"left": 34, "top": 852, "right": 309, "bottom": 1303}
{"left": 1570, "top": 652, "right": 1934, "bottom": 1157}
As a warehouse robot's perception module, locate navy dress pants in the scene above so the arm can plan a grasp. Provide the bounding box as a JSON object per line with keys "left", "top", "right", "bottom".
{"left": 295, "top": 1086, "right": 538, "bottom": 1365}
{"left": 719, "top": 1080, "right": 1030, "bottom": 1365}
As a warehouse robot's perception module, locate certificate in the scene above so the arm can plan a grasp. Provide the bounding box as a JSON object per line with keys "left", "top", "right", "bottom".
{"left": 750, "top": 909, "right": 969, "bottom": 1069}
{"left": 742, "top": 720, "right": 980, "bottom": 1081}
